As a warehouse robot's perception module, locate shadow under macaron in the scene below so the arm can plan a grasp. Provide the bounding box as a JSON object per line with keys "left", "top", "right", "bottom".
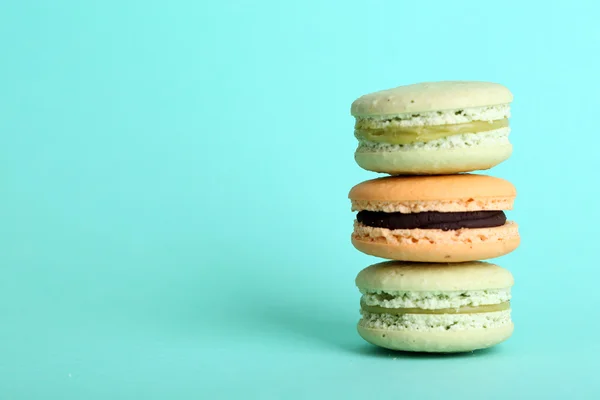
{"left": 255, "top": 300, "right": 360, "bottom": 351}
{"left": 354, "top": 344, "right": 499, "bottom": 359}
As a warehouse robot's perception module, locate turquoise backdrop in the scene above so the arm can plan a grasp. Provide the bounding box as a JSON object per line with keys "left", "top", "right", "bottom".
{"left": 2, "top": 0, "right": 599, "bottom": 398}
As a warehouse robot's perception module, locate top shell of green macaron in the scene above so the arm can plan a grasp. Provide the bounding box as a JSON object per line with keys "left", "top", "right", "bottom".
{"left": 351, "top": 81, "right": 513, "bottom": 117}
{"left": 355, "top": 261, "right": 514, "bottom": 292}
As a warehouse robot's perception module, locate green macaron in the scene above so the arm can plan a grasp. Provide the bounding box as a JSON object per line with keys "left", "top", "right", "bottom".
{"left": 351, "top": 81, "right": 513, "bottom": 175}
{"left": 356, "top": 261, "right": 514, "bottom": 353}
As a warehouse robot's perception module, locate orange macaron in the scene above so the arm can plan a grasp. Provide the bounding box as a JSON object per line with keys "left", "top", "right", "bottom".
{"left": 348, "top": 174, "right": 520, "bottom": 262}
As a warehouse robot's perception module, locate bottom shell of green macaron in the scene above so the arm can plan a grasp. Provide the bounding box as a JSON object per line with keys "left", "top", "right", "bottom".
{"left": 355, "top": 135, "right": 512, "bottom": 175}
{"left": 357, "top": 311, "right": 513, "bottom": 353}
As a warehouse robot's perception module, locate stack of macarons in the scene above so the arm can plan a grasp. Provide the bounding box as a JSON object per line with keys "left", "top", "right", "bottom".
{"left": 348, "top": 81, "right": 519, "bottom": 353}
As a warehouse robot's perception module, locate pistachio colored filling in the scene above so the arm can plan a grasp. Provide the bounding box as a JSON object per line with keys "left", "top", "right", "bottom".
{"left": 355, "top": 118, "right": 509, "bottom": 145}
{"left": 360, "top": 300, "right": 510, "bottom": 315}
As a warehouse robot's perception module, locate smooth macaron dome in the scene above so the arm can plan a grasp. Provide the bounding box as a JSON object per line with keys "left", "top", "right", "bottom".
{"left": 356, "top": 261, "right": 514, "bottom": 353}
{"left": 349, "top": 174, "right": 520, "bottom": 262}
{"left": 351, "top": 81, "right": 513, "bottom": 175}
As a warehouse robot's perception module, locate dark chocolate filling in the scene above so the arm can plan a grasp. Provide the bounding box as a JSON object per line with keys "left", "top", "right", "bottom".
{"left": 356, "top": 210, "right": 506, "bottom": 231}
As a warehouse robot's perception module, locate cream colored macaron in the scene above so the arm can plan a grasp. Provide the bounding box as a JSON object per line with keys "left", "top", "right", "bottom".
{"left": 349, "top": 174, "right": 520, "bottom": 262}
{"left": 356, "top": 261, "right": 514, "bottom": 353}
{"left": 351, "top": 81, "right": 513, "bottom": 175}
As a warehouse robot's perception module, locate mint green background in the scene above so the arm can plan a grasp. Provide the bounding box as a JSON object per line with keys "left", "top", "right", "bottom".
{"left": 2, "top": 0, "right": 599, "bottom": 398}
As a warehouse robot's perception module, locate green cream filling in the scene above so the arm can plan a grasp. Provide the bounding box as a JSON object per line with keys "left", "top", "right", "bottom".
{"left": 355, "top": 118, "right": 509, "bottom": 145}
{"left": 360, "top": 300, "right": 510, "bottom": 315}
